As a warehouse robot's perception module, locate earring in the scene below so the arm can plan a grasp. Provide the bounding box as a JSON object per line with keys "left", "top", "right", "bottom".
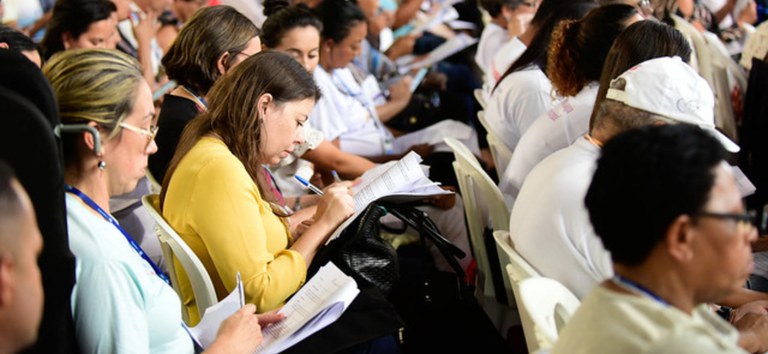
{"left": 97, "top": 160, "right": 106, "bottom": 170}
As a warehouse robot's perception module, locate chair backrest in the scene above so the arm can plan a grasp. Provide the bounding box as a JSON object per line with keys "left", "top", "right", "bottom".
{"left": 445, "top": 137, "right": 510, "bottom": 300}
{"left": 478, "top": 111, "right": 514, "bottom": 179}
{"left": 0, "top": 50, "right": 79, "bottom": 353}
{"left": 495, "top": 230, "right": 542, "bottom": 353}
{"left": 517, "top": 277, "right": 581, "bottom": 350}
{"left": 141, "top": 194, "right": 217, "bottom": 324}
{"left": 474, "top": 88, "right": 488, "bottom": 110}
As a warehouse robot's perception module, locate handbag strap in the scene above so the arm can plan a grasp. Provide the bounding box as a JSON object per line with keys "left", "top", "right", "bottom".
{"left": 381, "top": 203, "right": 467, "bottom": 277}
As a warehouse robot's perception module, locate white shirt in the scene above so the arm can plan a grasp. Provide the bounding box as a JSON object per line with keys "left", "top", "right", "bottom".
{"left": 475, "top": 23, "right": 509, "bottom": 78}
{"left": 553, "top": 285, "right": 745, "bottom": 354}
{"left": 508, "top": 137, "right": 613, "bottom": 299}
{"left": 499, "top": 84, "right": 598, "bottom": 204}
{"left": 485, "top": 36, "right": 526, "bottom": 90}
{"left": 485, "top": 65, "right": 556, "bottom": 154}
{"left": 311, "top": 66, "right": 392, "bottom": 157}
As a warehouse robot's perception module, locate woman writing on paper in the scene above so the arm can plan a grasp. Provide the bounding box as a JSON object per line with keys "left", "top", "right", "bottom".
{"left": 161, "top": 52, "right": 355, "bottom": 322}
{"left": 47, "top": 48, "right": 271, "bottom": 353}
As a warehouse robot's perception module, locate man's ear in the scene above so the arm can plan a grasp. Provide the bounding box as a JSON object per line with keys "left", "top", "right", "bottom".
{"left": 216, "top": 51, "right": 231, "bottom": 75}
{"left": 666, "top": 214, "right": 696, "bottom": 263}
{"left": 0, "top": 254, "right": 15, "bottom": 308}
{"left": 0, "top": 42, "right": 9, "bottom": 50}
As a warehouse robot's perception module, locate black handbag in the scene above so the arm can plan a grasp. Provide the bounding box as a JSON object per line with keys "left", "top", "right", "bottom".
{"left": 308, "top": 202, "right": 400, "bottom": 295}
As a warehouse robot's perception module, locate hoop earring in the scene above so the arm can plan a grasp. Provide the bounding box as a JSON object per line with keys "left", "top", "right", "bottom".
{"left": 97, "top": 160, "right": 106, "bottom": 170}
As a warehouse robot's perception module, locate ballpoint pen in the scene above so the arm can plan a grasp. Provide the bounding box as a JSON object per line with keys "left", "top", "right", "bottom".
{"left": 331, "top": 170, "right": 342, "bottom": 183}
{"left": 236, "top": 272, "right": 244, "bottom": 308}
{"left": 294, "top": 175, "right": 325, "bottom": 196}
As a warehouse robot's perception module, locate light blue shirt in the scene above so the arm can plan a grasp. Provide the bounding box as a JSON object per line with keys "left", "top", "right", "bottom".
{"left": 67, "top": 194, "right": 193, "bottom": 353}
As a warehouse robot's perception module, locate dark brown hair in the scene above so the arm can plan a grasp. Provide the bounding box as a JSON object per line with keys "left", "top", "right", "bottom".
{"left": 160, "top": 51, "right": 321, "bottom": 207}
{"left": 161, "top": 5, "right": 260, "bottom": 96}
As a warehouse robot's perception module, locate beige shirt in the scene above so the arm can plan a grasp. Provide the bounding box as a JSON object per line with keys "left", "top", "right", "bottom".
{"left": 552, "top": 285, "right": 745, "bottom": 354}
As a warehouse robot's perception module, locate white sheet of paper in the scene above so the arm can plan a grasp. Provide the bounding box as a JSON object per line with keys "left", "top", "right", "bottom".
{"left": 188, "top": 276, "right": 244, "bottom": 349}
{"left": 256, "top": 263, "right": 359, "bottom": 354}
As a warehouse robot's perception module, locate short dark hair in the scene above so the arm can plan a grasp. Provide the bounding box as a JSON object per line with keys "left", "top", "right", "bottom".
{"left": 261, "top": 0, "right": 322, "bottom": 49}
{"left": 0, "top": 25, "right": 37, "bottom": 53}
{"left": 312, "top": 0, "right": 366, "bottom": 43}
{"left": 41, "top": 0, "right": 117, "bottom": 59}
{"left": 162, "top": 5, "right": 260, "bottom": 96}
{"left": 589, "top": 20, "right": 691, "bottom": 130}
{"left": 0, "top": 160, "right": 21, "bottom": 224}
{"left": 585, "top": 124, "right": 728, "bottom": 266}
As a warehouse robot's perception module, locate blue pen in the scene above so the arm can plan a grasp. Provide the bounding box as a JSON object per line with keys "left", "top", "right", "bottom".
{"left": 331, "top": 170, "right": 342, "bottom": 183}
{"left": 295, "top": 175, "right": 325, "bottom": 196}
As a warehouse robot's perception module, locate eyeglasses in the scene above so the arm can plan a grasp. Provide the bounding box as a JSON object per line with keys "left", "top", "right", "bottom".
{"left": 119, "top": 122, "right": 159, "bottom": 151}
{"left": 694, "top": 211, "right": 756, "bottom": 234}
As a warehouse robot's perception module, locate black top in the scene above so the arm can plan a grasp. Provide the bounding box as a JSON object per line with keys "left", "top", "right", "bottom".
{"left": 149, "top": 94, "right": 200, "bottom": 182}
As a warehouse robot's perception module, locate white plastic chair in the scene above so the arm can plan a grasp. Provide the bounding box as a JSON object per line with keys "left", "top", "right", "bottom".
{"left": 141, "top": 194, "right": 218, "bottom": 324}
{"left": 445, "top": 137, "right": 510, "bottom": 301}
{"left": 496, "top": 230, "right": 542, "bottom": 353}
{"left": 478, "top": 111, "right": 514, "bottom": 179}
{"left": 474, "top": 88, "right": 487, "bottom": 110}
{"left": 517, "top": 277, "right": 581, "bottom": 350}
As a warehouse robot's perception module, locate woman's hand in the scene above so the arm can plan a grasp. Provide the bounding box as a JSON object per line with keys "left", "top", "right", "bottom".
{"left": 388, "top": 76, "right": 413, "bottom": 105}
{"left": 205, "top": 304, "right": 263, "bottom": 354}
{"left": 314, "top": 183, "right": 355, "bottom": 230}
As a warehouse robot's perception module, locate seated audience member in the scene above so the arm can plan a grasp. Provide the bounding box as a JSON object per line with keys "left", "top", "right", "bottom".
{"left": 475, "top": 0, "right": 534, "bottom": 76}
{"left": 46, "top": 49, "right": 271, "bottom": 353}
{"left": 156, "top": 0, "right": 207, "bottom": 52}
{"left": 508, "top": 56, "right": 740, "bottom": 299}
{"left": 40, "top": 0, "right": 118, "bottom": 59}
{"left": 161, "top": 52, "right": 355, "bottom": 320}
{"left": 499, "top": 4, "right": 642, "bottom": 203}
{"left": 150, "top": 5, "right": 261, "bottom": 183}
{"left": 484, "top": 0, "right": 595, "bottom": 154}
{"left": 260, "top": 0, "right": 376, "bottom": 189}
{"left": 553, "top": 124, "right": 766, "bottom": 354}
{"left": 0, "top": 25, "right": 40, "bottom": 67}
{"left": 0, "top": 161, "right": 44, "bottom": 354}
{"left": 264, "top": 0, "right": 471, "bottom": 272}
{"left": 115, "top": 0, "right": 168, "bottom": 89}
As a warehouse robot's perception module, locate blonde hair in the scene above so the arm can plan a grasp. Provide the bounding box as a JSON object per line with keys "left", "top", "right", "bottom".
{"left": 43, "top": 49, "right": 143, "bottom": 165}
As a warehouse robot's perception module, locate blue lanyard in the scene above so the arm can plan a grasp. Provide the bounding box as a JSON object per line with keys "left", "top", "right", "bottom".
{"left": 330, "top": 68, "right": 396, "bottom": 155}
{"left": 182, "top": 86, "right": 208, "bottom": 112}
{"left": 65, "top": 184, "right": 171, "bottom": 286}
{"left": 612, "top": 275, "right": 668, "bottom": 306}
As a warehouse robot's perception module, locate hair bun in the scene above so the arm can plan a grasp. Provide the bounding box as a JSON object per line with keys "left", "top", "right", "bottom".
{"left": 263, "top": 0, "right": 291, "bottom": 17}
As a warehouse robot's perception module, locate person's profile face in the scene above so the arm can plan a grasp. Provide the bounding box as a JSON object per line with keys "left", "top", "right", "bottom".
{"left": 7, "top": 180, "right": 44, "bottom": 351}
{"left": 323, "top": 21, "right": 367, "bottom": 70}
{"left": 273, "top": 26, "right": 321, "bottom": 74}
{"left": 689, "top": 164, "right": 757, "bottom": 302}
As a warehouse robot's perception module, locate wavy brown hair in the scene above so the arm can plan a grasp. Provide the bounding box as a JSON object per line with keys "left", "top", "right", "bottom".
{"left": 160, "top": 51, "right": 321, "bottom": 208}
{"left": 546, "top": 4, "right": 637, "bottom": 97}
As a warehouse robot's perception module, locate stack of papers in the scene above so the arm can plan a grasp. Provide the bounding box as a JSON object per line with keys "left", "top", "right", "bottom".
{"left": 188, "top": 264, "right": 359, "bottom": 354}
{"left": 327, "top": 151, "right": 451, "bottom": 243}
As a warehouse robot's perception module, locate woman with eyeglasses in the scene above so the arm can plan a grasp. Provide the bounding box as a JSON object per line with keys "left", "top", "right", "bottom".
{"left": 46, "top": 48, "right": 271, "bottom": 353}
{"left": 150, "top": 5, "right": 261, "bottom": 183}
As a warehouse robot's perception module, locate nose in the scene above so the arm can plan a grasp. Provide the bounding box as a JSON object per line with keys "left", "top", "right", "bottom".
{"left": 294, "top": 126, "right": 305, "bottom": 146}
{"left": 146, "top": 138, "right": 159, "bottom": 155}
